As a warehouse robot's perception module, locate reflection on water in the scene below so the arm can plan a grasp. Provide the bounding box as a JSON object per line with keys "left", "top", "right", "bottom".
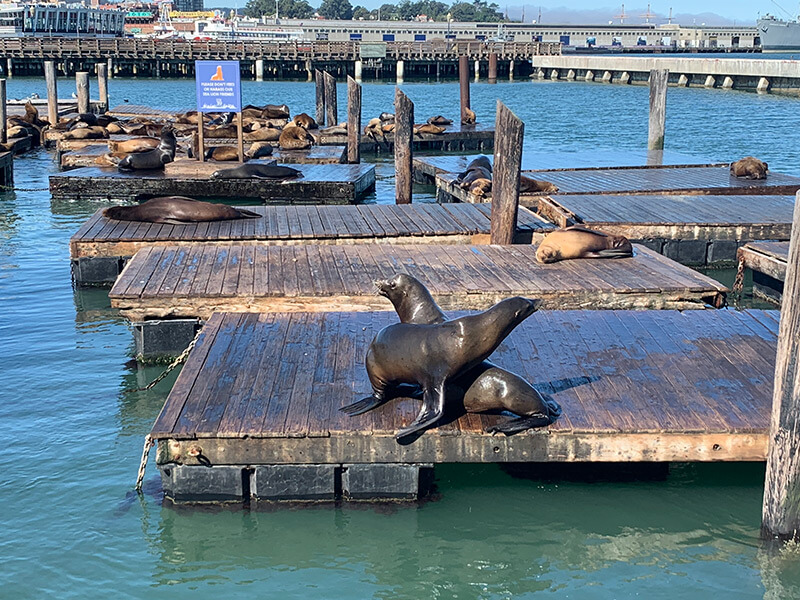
{"left": 0, "top": 79, "right": 798, "bottom": 598}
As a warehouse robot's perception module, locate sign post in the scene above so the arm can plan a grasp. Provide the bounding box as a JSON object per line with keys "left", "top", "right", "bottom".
{"left": 195, "top": 60, "right": 243, "bottom": 162}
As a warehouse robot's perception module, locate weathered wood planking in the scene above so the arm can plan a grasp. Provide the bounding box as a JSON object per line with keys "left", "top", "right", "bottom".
{"left": 71, "top": 203, "right": 552, "bottom": 259}
{"left": 59, "top": 145, "right": 346, "bottom": 170}
{"left": 107, "top": 104, "right": 182, "bottom": 117}
{"left": 739, "top": 241, "right": 789, "bottom": 282}
{"left": 152, "top": 308, "right": 777, "bottom": 464}
{"left": 49, "top": 161, "right": 376, "bottom": 204}
{"left": 536, "top": 194, "right": 795, "bottom": 240}
{"left": 109, "top": 243, "right": 728, "bottom": 320}
{"left": 317, "top": 121, "right": 495, "bottom": 154}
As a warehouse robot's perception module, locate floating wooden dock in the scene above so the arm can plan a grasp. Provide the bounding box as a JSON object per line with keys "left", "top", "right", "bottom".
{"left": 153, "top": 308, "right": 776, "bottom": 502}
{"left": 0, "top": 151, "right": 13, "bottom": 188}
{"left": 71, "top": 203, "right": 552, "bottom": 285}
{"left": 318, "top": 122, "right": 495, "bottom": 154}
{"left": 738, "top": 241, "right": 789, "bottom": 305}
{"left": 49, "top": 160, "right": 376, "bottom": 204}
{"left": 109, "top": 243, "right": 727, "bottom": 322}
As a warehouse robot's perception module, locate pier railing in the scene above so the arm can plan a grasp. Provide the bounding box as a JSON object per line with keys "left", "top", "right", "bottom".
{"left": 0, "top": 37, "right": 560, "bottom": 61}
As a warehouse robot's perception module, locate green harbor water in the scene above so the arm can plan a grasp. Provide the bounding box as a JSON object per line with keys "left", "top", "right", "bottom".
{"left": 2, "top": 77, "right": 800, "bottom": 598}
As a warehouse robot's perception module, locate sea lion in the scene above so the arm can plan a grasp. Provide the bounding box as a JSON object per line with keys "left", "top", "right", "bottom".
{"left": 458, "top": 166, "right": 493, "bottom": 189}
{"left": 23, "top": 101, "right": 40, "bottom": 125}
{"left": 456, "top": 156, "right": 492, "bottom": 182}
{"left": 730, "top": 156, "right": 768, "bottom": 180}
{"left": 364, "top": 117, "right": 385, "bottom": 141}
{"left": 321, "top": 124, "right": 348, "bottom": 136}
{"left": 427, "top": 115, "right": 452, "bottom": 126}
{"left": 245, "top": 141, "right": 274, "bottom": 159}
{"left": 292, "top": 113, "right": 318, "bottom": 129}
{"left": 379, "top": 112, "right": 395, "bottom": 123}
{"left": 346, "top": 296, "right": 541, "bottom": 440}
{"left": 414, "top": 123, "right": 446, "bottom": 135}
{"left": 536, "top": 226, "right": 633, "bottom": 264}
{"left": 204, "top": 124, "right": 237, "bottom": 139}
{"left": 207, "top": 112, "right": 234, "bottom": 126}
{"left": 69, "top": 113, "right": 98, "bottom": 128}
{"left": 242, "top": 107, "right": 264, "bottom": 119}
{"left": 200, "top": 146, "right": 239, "bottom": 161}
{"left": 6, "top": 125, "right": 30, "bottom": 138}
{"left": 105, "top": 121, "right": 126, "bottom": 134}
{"left": 117, "top": 128, "right": 176, "bottom": 171}
{"left": 210, "top": 163, "right": 301, "bottom": 180}
{"left": 350, "top": 273, "right": 561, "bottom": 435}
{"left": 462, "top": 107, "right": 476, "bottom": 125}
{"left": 103, "top": 196, "right": 260, "bottom": 224}
{"left": 108, "top": 137, "right": 160, "bottom": 154}
{"left": 278, "top": 124, "right": 313, "bottom": 150}
{"left": 519, "top": 174, "right": 559, "bottom": 194}
{"left": 261, "top": 104, "right": 290, "bottom": 119}
{"left": 61, "top": 126, "right": 108, "bottom": 140}
{"left": 123, "top": 123, "right": 163, "bottom": 137}
{"left": 244, "top": 127, "right": 281, "bottom": 142}
{"left": 381, "top": 123, "right": 395, "bottom": 133}
{"left": 468, "top": 178, "right": 493, "bottom": 197}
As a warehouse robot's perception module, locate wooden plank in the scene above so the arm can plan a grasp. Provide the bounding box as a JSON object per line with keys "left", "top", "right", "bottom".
{"left": 491, "top": 101, "right": 523, "bottom": 245}
{"left": 394, "top": 88, "right": 413, "bottom": 205}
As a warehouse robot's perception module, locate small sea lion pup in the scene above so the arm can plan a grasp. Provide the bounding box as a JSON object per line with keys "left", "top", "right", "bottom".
{"left": 536, "top": 226, "right": 633, "bottom": 264}
{"left": 210, "top": 163, "right": 301, "bottom": 180}
{"left": 519, "top": 174, "right": 559, "bottom": 194}
{"left": 118, "top": 127, "right": 176, "bottom": 171}
{"left": 343, "top": 295, "right": 542, "bottom": 440}
{"left": 347, "top": 273, "right": 561, "bottom": 435}
{"left": 103, "top": 196, "right": 261, "bottom": 224}
{"left": 278, "top": 124, "right": 313, "bottom": 150}
{"left": 730, "top": 156, "right": 768, "bottom": 180}
{"left": 291, "top": 113, "right": 318, "bottom": 129}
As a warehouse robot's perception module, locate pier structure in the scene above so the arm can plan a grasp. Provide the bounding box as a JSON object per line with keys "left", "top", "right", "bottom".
{"left": 532, "top": 56, "right": 800, "bottom": 92}
{"left": 737, "top": 241, "right": 788, "bottom": 304}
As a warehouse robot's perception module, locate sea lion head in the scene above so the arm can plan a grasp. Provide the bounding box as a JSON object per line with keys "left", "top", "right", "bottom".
{"left": 374, "top": 273, "right": 447, "bottom": 324}
{"left": 375, "top": 273, "right": 417, "bottom": 300}
{"left": 536, "top": 241, "right": 561, "bottom": 264}
{"left": 489, "top": 296, "right": 542, "bottom": 337}
{"left": 611, "top": 235, "right": 634, "bottom": 255}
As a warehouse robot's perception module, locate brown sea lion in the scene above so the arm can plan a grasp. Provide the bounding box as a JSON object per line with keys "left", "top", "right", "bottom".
{"left": 103, "top": 196, "right": 261, "bottom": 224}
{"left": 203, "top": 124, "right": 237, "bottom": 139}
{"left": 292, "top": 113, "right": 318, "bottom": 129}
{"left": 118, "top": 128, "right": 176, "bottom": 171}
{"left": 6, "top": 125, "right": 30, "bottom": 138}
{"left": 61, "top": 126, "right": 108, "bottom": 140}
{"left": 520, "top": 175, "right": 559, "bottom": 194}
{"left": 105, "top": 121, "right": 126, "bottom": 134}
{"left": 462, "top": 106, "right": 476, "bottom": 125}
{"left": 730, "top": 156, "right": 768, "bottom": 180}
{"left": 343, "top": 295, "right": 541, "bottom": 440}
{"left": 244, "top": 127, "right": 281, "bottom": 142}
{"left": 241, "top": 107, "right": 263, "bottom": 119}
{"left": 379, "top": 112, "right": 395, "bottom": 123}
{"left": 205, "top": 146, "right": 240, "bottom": 161}
{"left": 456, "top": 156, "right": 492, "bottom": 182}
{"left": 23, "top": 101, "right": 39, "bottom": 124}
{"left": 458, "top": 166, "right": 493, "bottom": 189}
{"left": 261, "top": 104, "right": 290, "bottom": 119}
{"left": 361, "top": 273, "right": 561, "bottom": 435}
{"left": 278, "top": 124, "right": 313, "bottom": 150}
{"left": 414, "top": 123, "right": 446, "bottom": 135}
{"left": 245, "top": 141, "right": 274, "bottom": 159}
{"left": 176, "top": 112, "right": 200, "bottom": 125}
{"left": 321, "top": 124, "right": 347, "bottom": 136}
{"left": 427, "top": 115, "right": 452, "bottom": 126}
{"left": 381, "top": 123, "right": 395, "bottom": 133}
{"left": 536, "top": 226, "right": 633, "bottom": 264}
{"left": 210, "top": 163, "right": 301, "bottom": 180}
{"left": 109, "top": 137, "right": 160, "bottom": 153}
{"left": 468, "top": 178, "right": 493, "bottom": 197}
{"left": 94, "top": 153, "right": 122, "bottom": 167}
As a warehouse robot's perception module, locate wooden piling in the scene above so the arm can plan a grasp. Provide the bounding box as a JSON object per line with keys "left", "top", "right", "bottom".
{"left": 96, "top": 63, "right": 108, "bottom": 112}
{"left": 394, "top": 88, "right": 413, "bottom": 205}
{"left": 197, "top": 116, "right": 205, "bottom": 162}
{"left": 324, "top": 71, "right": 337, "bottom": 127}
{"left": 648, "top": 69, "right": 668, "bottom": 151}
{"left": 0, "top": 79, "right": 6, "bottom": 145}
{"left": 315, "top": 69, "right": 324, "bottom": 126}
{"left": 488, "top": 53, "right": 498, "bottom": 83}
{"left": 44, "top": 60, "right": 58, "bottom": 127}
{"left": 76, "top": 71, "right": 89, "bottom": 114}
{"left": 762, "top": 190, "right": 800, "bottom": 541}
{"left": 459, "top": 55, "right": 471, "bottom": 125}
{"left": 236, "top": 111, "right": 244, "bottom": 162}
{"left": 347, "top": 76, "right": 361, "bottom": 164}
{"left": 490, "top": 101, "right": 524, "bottom": 245}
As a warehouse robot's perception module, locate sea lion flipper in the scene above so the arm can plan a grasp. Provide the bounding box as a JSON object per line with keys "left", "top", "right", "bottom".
{"left": 395, "top": 384, "right": 445, "bottom": 440}
{"left": 588, "top": 248, "right": 634, "bottom": 259}
{"left": 340, "top": 395, "right": 387, "bottom": 416}
{"left": 485, "top": 413, "right": 551, "bottom": 435}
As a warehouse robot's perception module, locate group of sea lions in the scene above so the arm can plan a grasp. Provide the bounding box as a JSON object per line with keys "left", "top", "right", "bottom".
{"left": 456, "top": 155, "right": 560, "bottom": 197}
{"left": 363, "top": 113, "right": 455, "bottom": 142}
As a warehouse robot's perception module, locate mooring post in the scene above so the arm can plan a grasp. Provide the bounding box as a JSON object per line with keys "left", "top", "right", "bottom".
{"left": 490, "top": 101, "right": 524, "bottom": 245}
{"left": 396, "top": 59, "right": 404, "bottom": 84}
{"left": 354, "top": 59, "right": 363, "bottom": 83}
{"left": 44, "top": 60, "right": 58, "bottom": 127}
{"left": 347, "top": 75, "right": 361, "bottom": 164}
{"left": 647, "top": 69, "right": 668, "bottom": 151}
{"left": 394, "top": 87, "right": 413, "bottom": 205}
{"left": 488, "top": 52, "right": 498, "bottom": 83}
{"left": 75, "top": 71, "right": 90, "bottom": 114}
{"left": 763, "top": 190, "right": 800, "bottom": 542}
{"left": 197, "top": 116, "right": 205, "bottom": 162}
{"left": 96, "top": 63, "right": 108, "bottom": 113}
{"left": 255, "top": 58, "right": 264, "bottom": 82}
{"left": 324, "top": 71, "right": 337, "bottom": 126}
{"left": 236, "top": 111, "right": 244, "bottom": 162}
{"left": 0, "top": 79, "right": 6, "bottom": 144}
{"left": 459, "top": 55, "right": 470, "bottom": 125}
{"left": 314, "top": 69, "right": 324, "bottom": 126}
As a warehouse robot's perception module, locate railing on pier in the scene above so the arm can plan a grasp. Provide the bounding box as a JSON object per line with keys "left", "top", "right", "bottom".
{"left": 0, "top": 37, "right": 561, "bottom": 61}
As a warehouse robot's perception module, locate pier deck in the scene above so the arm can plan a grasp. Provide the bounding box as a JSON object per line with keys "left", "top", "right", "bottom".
{"left": 109, "top": 243, "right": 727, "bottom": 321}
{"left": 153, "top": 308, "right": 776, "bottom": 501}
{"left": 70, "top": 203, "right": 551, "bottom": 285}
{"left": 318, "top": 122, "right": 495, "bottom": 154}
{"left": 738, "top": 241, "right": 789, "bottom": 305}
{"left": 49, "top": 161, "right": 376, "bottom": 204}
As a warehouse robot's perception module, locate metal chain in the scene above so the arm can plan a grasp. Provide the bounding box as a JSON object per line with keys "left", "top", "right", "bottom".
{"left": 732, "top": 256, "right": 745, "bottom": 295}
{"left": 135, "top": 434, "right": 153, "bottom": 492}
{"left": 0, "top": 184, "right": 51, "bottom": 192}
{"left": 126, "top": 327, "right": 203, "bottom": 393}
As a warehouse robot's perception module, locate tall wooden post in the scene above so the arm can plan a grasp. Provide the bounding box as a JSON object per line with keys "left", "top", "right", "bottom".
{"left": 236, "top": 111, "right": 244, "bottom": 162}
{"left": 44, "top": 60, "right": 58, "bottom": 126}
{"left": 763, "top": 190, "right": 800, "bottom": 541}
{"left": 459, "top": 55, "right": 470, "bottom": 125}
{"left": 490, "top": 101, "right": 524, "bottom": 245}
{"left": 394, "top": 88, "right": 413, "bottom": 205}
{"left": 197, "top": 116, "right": 205, "bottom": 162}
{"left": 76, "top": 71, "right": 89, "bottom": 114}
{"left": 488, "top": 52, "right": 498, "bottom": 83}
{"left": 648, "top": 69, "right": 668, "bottom": 151}
{"left": 96, "top": 63, "right": 108, "bottom": 112}
{"left": 324, "top": 71, "right": 337, "bottom": 126}
{"left": 347, "top": 76, "right": 361, "bottom": 164}
{"left": 314, "top": 69, "right": 324, "bottom": 126}
{"left": 0, "top": 79, "right": 6, "bottom": 144}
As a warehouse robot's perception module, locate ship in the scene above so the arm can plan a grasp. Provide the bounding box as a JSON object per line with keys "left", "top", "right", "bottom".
{"left": 757, "top": 14, "right": 800, "bottom": 51}
{"left": 190, "top": 16, "right": 303, "bottom": 42}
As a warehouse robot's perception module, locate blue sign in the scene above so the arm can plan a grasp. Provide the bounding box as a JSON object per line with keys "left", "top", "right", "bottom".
{"left": 195, "top": 60, "right": 241, "bottom": 113}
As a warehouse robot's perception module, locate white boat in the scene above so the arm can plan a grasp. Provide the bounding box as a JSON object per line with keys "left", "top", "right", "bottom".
{"left": 191, "top": 17, "right": 303, "bottom": 42}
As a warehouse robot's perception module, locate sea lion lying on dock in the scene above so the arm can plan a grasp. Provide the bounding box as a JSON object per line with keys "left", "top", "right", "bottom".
{"left": 204, "top": 146, "right": 241, "bottom": 161}
{"left": 210, "top": 163, "right": 301, "bottom": 180}
{"left": 458, "top": 166, "right": 493, "bottom": 189}
{"left": 6, "top": 125, "right": 30, "bottom": 138}
{"left": 519, "top": 174, "right": 559, "bottom": 194}
{"left": 414, "top": 123, "right": 446, "bottom": 135}
{"left": 467, "top": 178, "right": 493, "bottom": 197}
{"left": 292, "top": 113, "right": 318, "bottom": 129}
{"left": 456, "top": 156, "right": 492, "bottom": 182}
{"left": 203, "top": 124, "right": 238, "bottom": 139}
{"left": 730, "top": 156, "right": 768, "bottom": 180}
{"left": 118, "top": 128, "right": 176, "bottom": 171}
{"left": 343, "top": 295, "right": 541, "bottom": 440}
{"left": 244, "top": 127, "right": 281, "bottom": 142}
{"left": 62, "top": 126, "right": 109, "bottom": 140}
{"left": 462, "top": 107, "right": 476, "bottom": 125}
{"left": 278, "top": 124, "right": 313, "bottom": 150}
{"left": 261, "top": 104, "right": 291, "bottom": 119}
{"left": 427, "top": 115, "right": 452, "bottom": 126}
{"left": 245, "top": 142, "right": 274, "bottom": 159}
{"left": 320, "top": 123, "right": 348, "bottom": 136}
{"left": 103, "top": 196, "right": 261, "bottom": 224}
{"left": 109, "top": 137, "right": 160, "bottom": 154}
{"left": 536, "top": 226, "right": 633, "bottom": 264}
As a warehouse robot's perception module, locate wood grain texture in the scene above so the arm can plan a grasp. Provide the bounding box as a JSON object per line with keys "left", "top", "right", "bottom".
{"left": 739, "top": 241, "right": 790, "bottom": 283}
{"left": 44, "top": 61, "right": 58, "bottom": 128}
{"left": 323, "top": 71, "right": 337, "bottom": 127}
{"left": 648, "top": 69, "right": 668, "bottom": 151}
{"left": 314, "top": 69, "right": 324, "bottom": 126}
{"left": 490, "top": 101, "right": 523, "bottom": 245}
{"left": 75, "top": 71, "right": 89, "bottom": 115}
{"left": 459, "top": 55, "right": 470, "bottom": 123}
{"left": 394, "top": 87, "right": 414, "bottom": 205}
{"left": 346, "top": 76, "right": 361, "bottom": 164}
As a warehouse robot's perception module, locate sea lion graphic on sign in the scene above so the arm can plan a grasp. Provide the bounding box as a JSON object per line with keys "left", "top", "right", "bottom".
{"left": 211, "top": 65, "right": 224, "bottom": 81}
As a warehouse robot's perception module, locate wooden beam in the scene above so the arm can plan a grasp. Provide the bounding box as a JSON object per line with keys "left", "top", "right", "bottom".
{"left": 346, "top": 75, "right": 361, "bottom": 164}
{"left": 96, "top": 62, "right": 108, "bottom": 112}
{"left": 314, "top": 69, "right": 324, "bottom": 126}
{"left": 75, "top": 71, "right": 89, "bottom": 114}
{"left": 488, "top": 52, "right": 498, "bottom": 83}
{"left": 44, "top": 60, "right": 58, "bottom": 127}
{"left": 0, "top": 79, "right": 6, "bottom": 145}
{"left": 324, "top": 71, "right": 337, "bottom": 127}
{"left": 459, "top": 55, "right": 470, "bottom": 125}
{"left": 394, "top": 87, "right": 413, "bottom": 205}
{"left": 491, "top": 101, "right": 524, "bottom": 245}
{"left": 763, "top": 190, "right": 800, "bottom": 541}
{"left": 648, "top": 69, "right": 668, "bottom": 151}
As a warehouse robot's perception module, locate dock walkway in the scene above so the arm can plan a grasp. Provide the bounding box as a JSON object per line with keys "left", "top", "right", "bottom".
{"left": 738, "top": 241, "right": 789, "bottom": 304}
{"left": 153, "top": 308, "right": 776, "bottom": 502}
{"left": 318, "top": 122, "right": 495, "bottom": 154}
